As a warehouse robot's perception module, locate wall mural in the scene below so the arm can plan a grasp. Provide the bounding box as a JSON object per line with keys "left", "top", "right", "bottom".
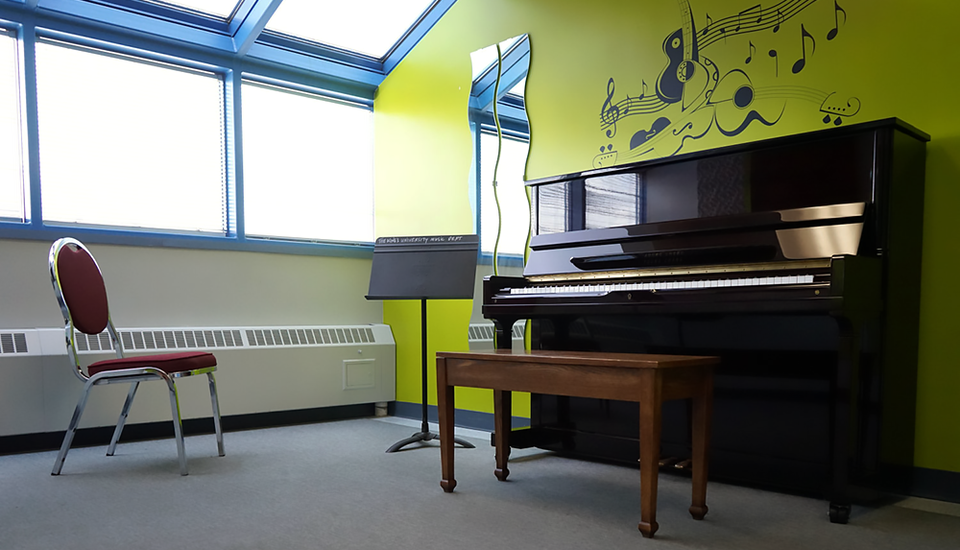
{"left": 594, "top": 0, "right": 859, "bottom": 167}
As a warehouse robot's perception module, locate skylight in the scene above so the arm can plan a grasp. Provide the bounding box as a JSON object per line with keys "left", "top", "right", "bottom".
{"left": 143, "top": 0, "right": 239, "bottom": 19}
{"left": 265, "top": 0, "right": 437, "bottom": 59}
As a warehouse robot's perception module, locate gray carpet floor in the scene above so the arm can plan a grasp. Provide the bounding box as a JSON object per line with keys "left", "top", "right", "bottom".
{"left": 2, "top": 416, "right": 959, "bottom": 549}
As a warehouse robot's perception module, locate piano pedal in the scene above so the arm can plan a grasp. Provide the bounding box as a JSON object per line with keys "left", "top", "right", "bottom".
{"left": 658, "top": 456, "right": 680, "bottom": 468}
{"left": 673, "top": 459, "right": 692, "bottom": 470}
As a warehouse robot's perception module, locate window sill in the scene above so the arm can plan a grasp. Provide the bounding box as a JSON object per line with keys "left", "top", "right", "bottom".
{"left": 0, "top": 222, "right": 374, "bottom": 258}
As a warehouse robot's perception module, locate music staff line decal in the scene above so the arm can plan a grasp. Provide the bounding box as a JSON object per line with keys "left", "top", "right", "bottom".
{"left": 595, "top": 0, "right": 860, "bottom": 167}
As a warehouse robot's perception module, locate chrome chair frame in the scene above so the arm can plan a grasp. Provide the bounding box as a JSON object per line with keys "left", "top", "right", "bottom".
{"left": 49, "top": 237, "right": 224, "bottom": 475}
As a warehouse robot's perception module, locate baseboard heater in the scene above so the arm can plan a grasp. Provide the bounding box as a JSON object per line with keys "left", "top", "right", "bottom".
{"left": 467, "top": 322, "right": 525, "bottom": 351}
{"left": 0, "top": 325, "right": 395, "bottom": 440}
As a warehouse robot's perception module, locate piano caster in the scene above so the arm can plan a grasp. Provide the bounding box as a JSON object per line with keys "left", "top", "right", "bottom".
{"left": 829, "top": 502, "right": 851, "bottom": 524}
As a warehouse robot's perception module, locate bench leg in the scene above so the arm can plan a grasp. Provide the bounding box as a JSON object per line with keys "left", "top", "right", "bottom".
{"left": 437, "top": 357, "right": 457, "bottom": 493}
{"left": 638, "top": 371, "right": 662, "bottom": 538}
{"left": 494, "top": 389, "right": 511, "bottom": 481}
{"left": 689, "top": 372, "right": 713, "bottom": 520}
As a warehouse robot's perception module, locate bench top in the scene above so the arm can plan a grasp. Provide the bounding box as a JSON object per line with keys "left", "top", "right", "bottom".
{"left": 436, "top": 349, "right": 719, "bottom": 370}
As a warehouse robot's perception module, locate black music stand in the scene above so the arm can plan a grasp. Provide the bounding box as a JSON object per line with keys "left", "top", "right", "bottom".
{"left": 366, "top": 234, "right": 478, "bottom": 453}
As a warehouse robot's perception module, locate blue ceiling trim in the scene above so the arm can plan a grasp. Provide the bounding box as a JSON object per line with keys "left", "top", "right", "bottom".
{"left": 255, "top": 31, "right": 382, "bottom": 72}
{"left": 226, "top": 0, "right": 254, "bottom": 34}
{"left": 64, "top": 0, "right": 231, "bottom": 31}
{"left": 36, "top": 0, "right": 236, "bottom": 50}
{"left": 37, "top": 25, "right": 227, "bottom": 74}
{"left": 242, "top": 72, "right": 374, "bottom": 108}
{"left": 232, "top": 0, "right": 279, "bottom": 55}
{"left": 381, "top": 0, "right": 456, "bottom": 73}
{"left": 244, "top": 41, "right": 384, "bottom": 88}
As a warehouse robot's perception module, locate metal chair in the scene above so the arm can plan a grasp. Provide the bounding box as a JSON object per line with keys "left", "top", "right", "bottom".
{"left": 49, "top": 237, "right": 224, "bottom": 475}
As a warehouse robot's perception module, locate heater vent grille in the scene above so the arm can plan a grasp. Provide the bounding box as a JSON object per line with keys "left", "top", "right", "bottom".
{"left": 0, "top": 332, "right": 29, "bottom": 354}
{"left": 70, "top": 325, "right": 382, "bottom": 354}
{"left": 467, "top": 323, "right": 524, "bottom": 342}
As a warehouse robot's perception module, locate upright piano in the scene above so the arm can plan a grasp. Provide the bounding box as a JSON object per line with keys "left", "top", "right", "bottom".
{"left": 483, "top": 119, "right": 928, "bottom": 523}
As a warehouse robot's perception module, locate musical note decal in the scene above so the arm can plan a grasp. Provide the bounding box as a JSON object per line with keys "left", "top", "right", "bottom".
{"left": 792, "top": 24, "right": 815, "bottom": 74}
{"left": 827, "top": 1, "right": 847, "bottom": 40}
{"left": 599, "top": 77, "right": 670, "bottom": 139}
{"left": 592, "top": 0, "right": 860, "bottom": 165}
{"left": 735, "top": 4, "right": 762, "bottom": 32}
{"left": 819, "top": 92, "right": 861, "bottom": 125}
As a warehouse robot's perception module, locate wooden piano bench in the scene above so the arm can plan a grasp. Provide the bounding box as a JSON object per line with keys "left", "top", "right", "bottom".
{"left": 435, "top": 349, "right": 718, "bottom": 538}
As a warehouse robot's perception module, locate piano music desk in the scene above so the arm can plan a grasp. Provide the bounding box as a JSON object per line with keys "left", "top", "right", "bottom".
{"left": 436, "top": 349, "right": 718, "bottom": 538}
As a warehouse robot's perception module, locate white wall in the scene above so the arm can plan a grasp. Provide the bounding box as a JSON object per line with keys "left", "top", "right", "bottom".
{"left": 0, "top": 238, "right": 390, "bottom": 437}
{"left": 0, "top": 239, "right": 381, "bottom": 330}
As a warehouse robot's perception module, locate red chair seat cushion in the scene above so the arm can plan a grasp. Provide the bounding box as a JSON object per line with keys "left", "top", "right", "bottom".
{"left": 87, "top": 351, "right": 217, "bottom": 376}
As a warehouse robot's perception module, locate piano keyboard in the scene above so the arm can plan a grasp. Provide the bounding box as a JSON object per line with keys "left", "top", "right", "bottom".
{"left": 508, "top": 274, "right": 816, "bottom": 295}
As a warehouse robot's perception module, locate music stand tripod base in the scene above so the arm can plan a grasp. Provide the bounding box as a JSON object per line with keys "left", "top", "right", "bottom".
{"left": 385, "top": 426, "right": 475, "bottom": 453}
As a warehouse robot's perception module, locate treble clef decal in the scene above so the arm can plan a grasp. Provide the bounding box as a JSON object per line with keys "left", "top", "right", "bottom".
{"left": 601, "top": 77, "right": 620, "bottom": 138}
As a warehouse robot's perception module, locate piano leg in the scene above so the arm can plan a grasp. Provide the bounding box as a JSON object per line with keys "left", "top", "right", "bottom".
{"left": 493, "top": 317, "right": 517, "bottom": 350}
{"left": 829, "top": 318, "right": 861, "bottom": 524}
{"left": 494, "top": 389, "right": 512, "bottom": 481}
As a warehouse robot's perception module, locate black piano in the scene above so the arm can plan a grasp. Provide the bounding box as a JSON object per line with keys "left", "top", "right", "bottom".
{"left": 483, "top": 118, "right": 928, "bottom": 523}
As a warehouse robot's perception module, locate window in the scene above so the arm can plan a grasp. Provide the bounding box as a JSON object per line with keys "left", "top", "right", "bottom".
{"left": 479, "top": 130, "right": 529, "bottom": 256}
{"left": 34, "top": 39, "right": 226, "bottom": 233}
{"left": 241, "top": 80, "right": 374, "bottom": 243}
{"left": 0, "top": 29, "right": 23, "bottom": 222}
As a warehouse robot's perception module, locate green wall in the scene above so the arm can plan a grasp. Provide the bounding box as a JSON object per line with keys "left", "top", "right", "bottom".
{"left": 374, "top": 0, "right": 960, "bottom": 473}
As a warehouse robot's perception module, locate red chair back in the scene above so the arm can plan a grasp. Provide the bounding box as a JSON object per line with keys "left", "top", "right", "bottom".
{"left": 54, "top": 241, "right": 110, "bottom": 335}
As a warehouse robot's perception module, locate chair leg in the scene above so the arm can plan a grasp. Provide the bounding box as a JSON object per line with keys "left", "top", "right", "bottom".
{"left": 207, "top": 373, "right": 225, "bottom": 457}
{"left": 107, "top": 382, "right": 140, "bottom": 456}
{"left": 52, "top": 380, "right": 96, "bottom": 475}
{"left": 165, "top": 378, "right": 188, "bottom": 476}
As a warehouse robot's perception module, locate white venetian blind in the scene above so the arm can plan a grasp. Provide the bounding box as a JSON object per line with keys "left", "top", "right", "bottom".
{"left": 585, "top": 173, "right": 641, "bottom": 229}
{"left": 241, "top": 81, "right": 374, "bottom": 243}
{"left": 35, "top": 39, "right": 226, "bottom": 233}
